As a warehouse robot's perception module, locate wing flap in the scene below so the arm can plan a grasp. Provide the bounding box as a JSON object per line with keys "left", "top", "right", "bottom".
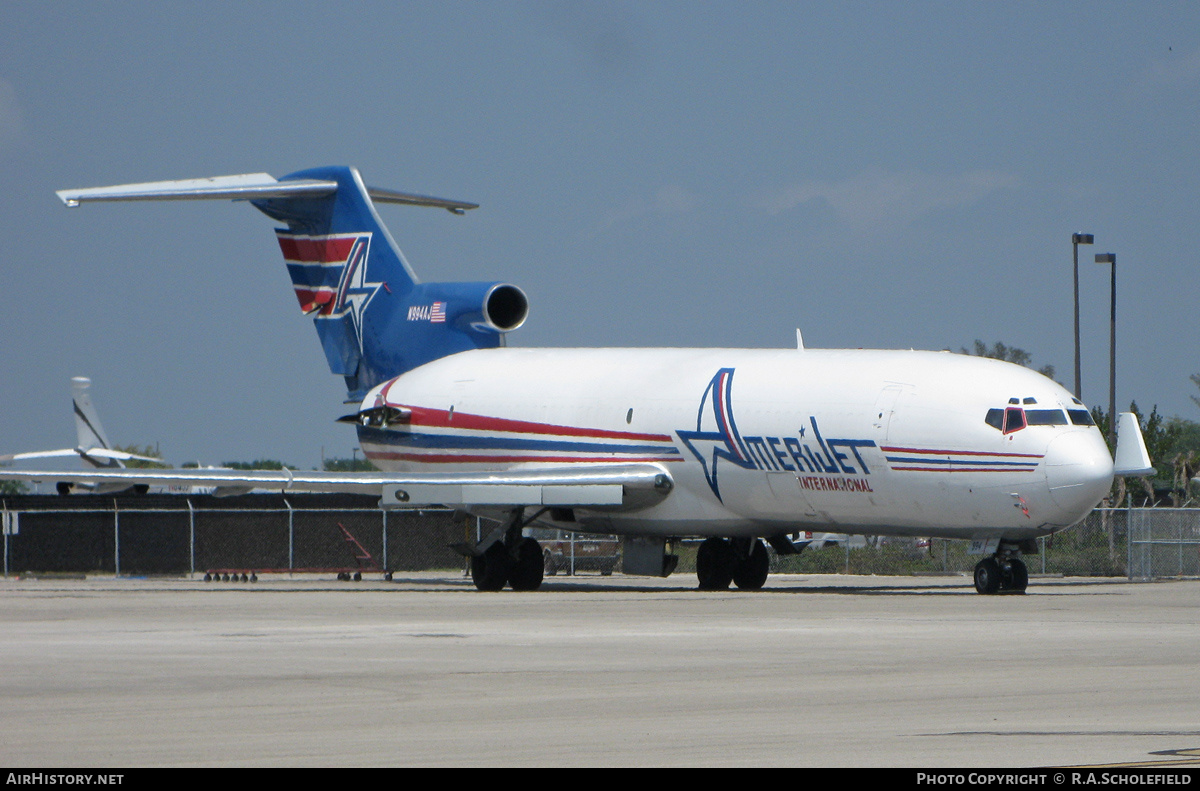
{"left": 380, "top": 482, "right": 625, "bottom": 508}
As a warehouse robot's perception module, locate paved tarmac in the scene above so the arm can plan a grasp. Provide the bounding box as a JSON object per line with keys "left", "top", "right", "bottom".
{"left": 0, "top": 571, "right": 1198, "bottom": 768}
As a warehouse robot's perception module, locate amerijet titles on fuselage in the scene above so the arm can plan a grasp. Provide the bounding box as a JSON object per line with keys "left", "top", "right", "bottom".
{"left": 0, "top": 166, "right": 1152, "bottom": 595}
{"left": 677, "top": 367, "right": 877, "bottom": 502}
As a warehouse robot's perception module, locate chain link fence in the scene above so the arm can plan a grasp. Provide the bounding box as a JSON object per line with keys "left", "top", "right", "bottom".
{"left": 0, "top": 494, "right": 471, "bottom": 577}
{"left": 3, "top": 495, "right": 1198, "bottom": 581}
{"left": 763, "top": 508, "right": 1200, "bottom": 580}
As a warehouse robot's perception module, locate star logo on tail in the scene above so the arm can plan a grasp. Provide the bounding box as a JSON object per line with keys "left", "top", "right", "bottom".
{"left": 332, "top": 235, "right": 383, "bottom": 353}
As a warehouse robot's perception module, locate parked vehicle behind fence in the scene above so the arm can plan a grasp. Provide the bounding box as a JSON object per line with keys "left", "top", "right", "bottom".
{"left": 525, "top": 528, "right": 619, "bottom": 576}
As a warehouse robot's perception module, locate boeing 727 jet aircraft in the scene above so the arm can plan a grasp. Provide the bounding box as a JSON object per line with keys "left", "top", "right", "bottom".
{"left": 0, "top": 166, "right": 1154, "bottom": 594}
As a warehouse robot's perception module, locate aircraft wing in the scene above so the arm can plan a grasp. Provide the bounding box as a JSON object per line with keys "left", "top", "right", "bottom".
{"left": 0, "top": 463, "right": 674, "bottom": 508}
{"left": 0, "top": 448, "right": 163, "bottom": 466}
{"left": 0, "top": 449, "right": 83, "bottom": 463}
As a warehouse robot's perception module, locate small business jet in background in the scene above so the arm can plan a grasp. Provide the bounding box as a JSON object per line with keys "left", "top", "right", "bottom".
{"left": 0, "top": 377, "right": 228, "bottom": 496}
{"left": 0, "top": 167, "right": 1154, "bottom": 594}
{"left": 0, "top": 376, "right": 162, "bottom": 493}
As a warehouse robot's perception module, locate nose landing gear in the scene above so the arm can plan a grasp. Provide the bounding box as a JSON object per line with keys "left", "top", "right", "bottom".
{"left": 973, "top": 554, "right": 1029, "bottom": 595}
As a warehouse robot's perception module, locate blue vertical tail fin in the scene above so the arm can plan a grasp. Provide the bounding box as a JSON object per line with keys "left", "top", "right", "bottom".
{"left": 58, "top": 167, "right": 528, "bottom": 401}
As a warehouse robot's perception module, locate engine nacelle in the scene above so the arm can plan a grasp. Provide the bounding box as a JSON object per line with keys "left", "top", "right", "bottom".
{"left": 358, "top": 281, "right": 529, "bottom": 388}
{"left": 403, "top": 281, "right": 528, "bottom": 333}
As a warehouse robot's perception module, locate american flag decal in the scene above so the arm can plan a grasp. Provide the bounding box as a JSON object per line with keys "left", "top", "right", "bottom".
{"left": 430, "top": 301, "right": 446, "bottom": 323}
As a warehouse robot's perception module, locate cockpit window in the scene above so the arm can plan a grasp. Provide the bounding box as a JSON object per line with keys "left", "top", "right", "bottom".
{"left": 1025, "top": 409, "right": 1068, "bottom": 426}
{"left": 987, "top": 405, "right": 1076, "bottom": 432}
{"left": 1068, "top": 409, "right": 1096, "bottom": 426}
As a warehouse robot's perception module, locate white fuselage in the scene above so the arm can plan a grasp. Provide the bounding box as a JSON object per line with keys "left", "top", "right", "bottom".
{"left": 357, "top": 347, "right": 1114, "bottom": 542}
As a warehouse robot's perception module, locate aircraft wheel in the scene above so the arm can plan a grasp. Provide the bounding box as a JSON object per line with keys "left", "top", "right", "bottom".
{"left": 353, "top": 572, "right": 362, "bottom": 582}
{"left": 696, "top": 538, "right": 734, "bottom": 590}
{"left": 204, "top": 573, "right": 212, "bottom": 582}
{"left": 471, "top": 542, "right": 510, "bottom": 591}
{"left": 973, "top": 558, "right": 1002, "bottom": 595}
{"left": 543, "top": 550, "right": 558, "bottom": 576}
{"left": 509, "top": 538, "right": 544, "bottom": 592}
{"left": 1007, "top": 558, "right": 1029, "bottom": 593}
{"left": 733, "top": 539, "right": 770, "bottom": 590}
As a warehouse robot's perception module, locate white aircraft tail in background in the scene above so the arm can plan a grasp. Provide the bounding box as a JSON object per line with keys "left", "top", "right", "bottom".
{"left": 0, "top": 377, "right": 163, "bottom": 493}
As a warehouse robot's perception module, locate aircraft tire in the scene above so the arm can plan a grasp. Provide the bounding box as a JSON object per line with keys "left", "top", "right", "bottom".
{"left": 509, "top": 538, "right": 544, "bottom": 591}
{"left": 471, "top": 543, "right": 510, "bottom": 592}
{"left": 1007, "top": 558, "right": 1029, "bottom": 593}
{"left": 697, "top": 538, "right": 734, "bottom": 590}
{"left": 973, "top": 558, "right": 1002, "bottom": 595}
{"left": 732, "top": 539, "right": 770, "bottom": 590}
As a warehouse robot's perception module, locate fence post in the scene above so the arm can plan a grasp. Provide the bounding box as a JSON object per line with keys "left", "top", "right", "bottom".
{"left": 2, "top": 501, "right": 8, "bottom": 578}
{"left": 187, "top": 498, "right": 195, "bottom": 576}
{"left": 113, "top": 499, "right": 120, "bottom": 576}
{"left": 1124, "top": 507, "right": 1131, "bottom": 581}
{"left": 381, "top": 508, "right": 388, "bottom": 574}
{"left": 284, "top": 498, "right": 294, "bottom": 575}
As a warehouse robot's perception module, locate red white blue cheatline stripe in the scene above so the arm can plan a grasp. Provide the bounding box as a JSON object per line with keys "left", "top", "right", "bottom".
{"left": 359, "top": 404, "right": 683, "bottom": 465}
{"left": 881, "top": 445, "right": 1043, "bottom": 473}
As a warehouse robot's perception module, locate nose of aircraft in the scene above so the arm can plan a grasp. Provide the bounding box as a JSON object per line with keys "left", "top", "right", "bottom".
{"left": 1043, "top": 429, "right": 1114, "bottom": 524}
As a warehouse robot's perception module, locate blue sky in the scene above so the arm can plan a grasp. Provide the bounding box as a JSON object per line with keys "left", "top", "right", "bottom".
{"left": 1, "top": 2, "right": 1197, "bottom": 469}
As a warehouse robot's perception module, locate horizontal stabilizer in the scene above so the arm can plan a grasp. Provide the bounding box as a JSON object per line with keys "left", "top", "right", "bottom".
{"left": 1113, "top": 411, "right": 1155, "bottom": 477}
{"left": 57, "top": 173, "right": 477, "bottom": 214}
{"left": 57, "top": 173, "right": 335, "bottom": 206}
{"left": 79, "top": 448, "right": 164, "bottom": 464}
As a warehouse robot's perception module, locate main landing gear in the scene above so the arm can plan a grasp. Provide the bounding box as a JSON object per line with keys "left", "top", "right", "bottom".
{"left": 696, "top": 537, "right": 770, "bottom": 591}
{"left": 973, "top": 554, "right": 1029, "bottom": 595}
{"left": 467, "top": 508, "right": 546, "bottom": 592}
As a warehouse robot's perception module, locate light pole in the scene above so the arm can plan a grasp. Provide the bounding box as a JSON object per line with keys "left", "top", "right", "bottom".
{"left": 1096, "top": 252, "right": 1116, "bottom": 444}
{"left": 1071, "top": 233, "right": 1093, "bottom": 400}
